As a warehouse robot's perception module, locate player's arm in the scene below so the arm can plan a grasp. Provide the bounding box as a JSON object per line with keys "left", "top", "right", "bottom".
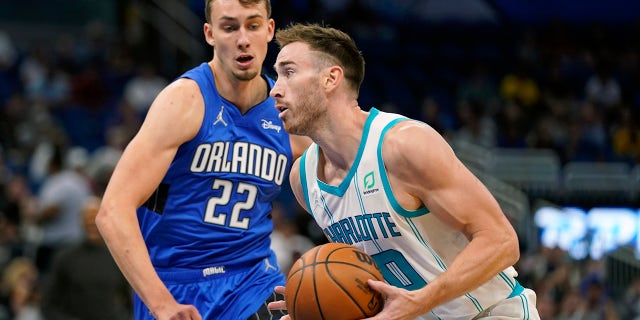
{"left": 96, "top": 78, "right": 203, "bottom": 320}
{"left": 288, "top": 158, "right": 309, "bottom": 212}
{"left": 289, "top": 134, "right": 312, "bottom": 159}
{"left": 370, "top": 121, "right": 519, "bottom": 318}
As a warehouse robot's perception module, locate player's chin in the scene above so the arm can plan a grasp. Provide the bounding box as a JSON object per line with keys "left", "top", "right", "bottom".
{"left": 233, "top": 69, "right": 259, "bottom": 81}
{"left": 281, "top": 122, "right": 298, "bottom": 135}
{"left": 284, "top": 121, "right": 309, "bottom": 136}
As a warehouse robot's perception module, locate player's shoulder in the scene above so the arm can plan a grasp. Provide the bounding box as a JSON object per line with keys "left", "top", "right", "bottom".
{"left": 163, "top": 77, "right": 200, "bottom": 96}
{"left": 383, "top": 118, "right": 436, "bottom": 143}
{"left": 143, "top": 77, "right": 204, "bottom": 138}
{"left": 380, "top": 117, "right": 450, "bottom": 163}
{"left": 153, "top": 78, "right": 203, "bottom": 108}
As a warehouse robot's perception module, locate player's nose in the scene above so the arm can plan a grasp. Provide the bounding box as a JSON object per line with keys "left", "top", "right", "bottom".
{"left": 237, "top": 28, "right": 250, "bottom": 49}
{"left": 270, "top": 80, "right": 283, "bottom": 98}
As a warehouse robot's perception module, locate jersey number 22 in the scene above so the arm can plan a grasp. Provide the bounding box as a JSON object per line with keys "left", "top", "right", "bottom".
{"left": 204, "top": 179, "right": 257, "bottom": 229}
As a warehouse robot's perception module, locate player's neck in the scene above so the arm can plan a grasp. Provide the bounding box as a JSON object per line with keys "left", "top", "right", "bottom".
{"left": 316, "top": 106, "right": 368, "bottom": 172}
{"left": 209, "top": 62, "right": 267, "bottom": 113}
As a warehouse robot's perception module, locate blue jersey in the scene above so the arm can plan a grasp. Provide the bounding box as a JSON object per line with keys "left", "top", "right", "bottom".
{"left": 137, "top": 62, "right": 293, "bottom": 271}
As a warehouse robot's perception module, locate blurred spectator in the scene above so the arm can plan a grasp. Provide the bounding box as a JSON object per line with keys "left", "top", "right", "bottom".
{"left": 563, "top": 101, "right": 608, "bottom": 162}
{"left": 0, "top": 31, "right": 19, "bottom": 106}
{"left": 26, "top": 123, "right": 68, "bottom": 191}
{"left": 585, "top": 60, "right": 621, "bottom": 109}
{"left": 0, "top": 93, "right": 34, "bottom": 161}
{"left": 579, "top": 276, "right": 619, "bottom": 320}
{"left": 526, "top": 114, "right": 567, "bottom": 158}
{"left": 40, "top": 196, "right": 131, "bottom": 320}
{"left": 0, "top": 174, "right": 35, "bottom": 268}
{"left": 611, "top": 106, "right": 640, "bottom": 164}
{"left": 0, "top": 257, "right": 42, "bottom": 320}
{"left": 122, "top": 62, "right": 167, "bottom": 119}
{"left": 535, "top": 291, "right": 558, "bottom": 320}
{"left": 452, "top": 99, "right": 496, "bottom": 148}
{"left": 28, "top": 145, "right": 92, "bottom": 274}
{"left": 495, "top": 100, "right": 529, "bottom": 148}
{"left": 555, "top": 289, "right": 587, "bottom": 320}
{"left": 19, "top": 45, "right": 50, "bottom": 104}
{"left": 499, "top": 61, "right": 541, "bottom": 109}
{"left": 456, "top": 62, "right": 500, "bottom": 115}
{"left": 18, "top": 43, "right": 70, "bottom": 106}
{"left": 419, "top": 96, "right": 455, "bottom": 136}
{"left": 270, "top": 202, "right": 315, "bottom": 275}
{"left": 619, "top": 277, "right": 640, "bottom": 319}
{"left": 86, "top": 125, "right": 131, "bottom": 183}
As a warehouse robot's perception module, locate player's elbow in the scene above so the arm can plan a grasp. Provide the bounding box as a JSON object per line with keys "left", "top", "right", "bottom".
{"left": 500, "top": 229, "right": 520, "bottom": 267}
{"left": 95, "top": 201, "right": 118, "bottom": 237}
{"left": 95, "top": 207, "right": 109, "bottom": 235}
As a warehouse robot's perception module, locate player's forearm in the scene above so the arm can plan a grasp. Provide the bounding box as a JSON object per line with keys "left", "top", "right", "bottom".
{"left": 96, "top": 205, "right": 176, "bottom": 314}
{"left": 418, "top": 229, "right": 519, "bottom": 311}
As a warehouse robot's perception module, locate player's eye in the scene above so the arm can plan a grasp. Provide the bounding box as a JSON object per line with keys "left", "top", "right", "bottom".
{"left": 222, "top": 25, "right": 238, "bottom": 32}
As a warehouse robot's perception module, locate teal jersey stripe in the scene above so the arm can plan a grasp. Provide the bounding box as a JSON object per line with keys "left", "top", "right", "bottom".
{"left": 376, "top": 118, "right": 429, "bottom": 218}
{"left": 318, "top": 108, "right": 379, "bottom": 196}
{"left": 507, "top": 281, "right": 524, "bottom": 298}
{"left": 406, "top": 218, "right": 447, "bottom": 270}
{"left": 498, "top": 271, "right": 515, "bottom": 289}
{"left": 520, "top": 293, "right": 530, "bottom": 320}
{"left": 406, "top": 217, "right": 483, "bottom": 312}
{"left": 463, "top": 293, "right": 483, "bottom": 312}
{"left": 299, "top": 149, "right": 313, "bottom": 217}
{"left": 319, "top": 192, "right": 335, "bottom": 224}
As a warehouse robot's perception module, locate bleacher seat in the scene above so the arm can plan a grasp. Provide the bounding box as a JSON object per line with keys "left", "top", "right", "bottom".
{"left": 487, "top": 148, "right": 562, "bottom": 199}
{"left": 563, "top": 161, "right": 633, "bottom": 205}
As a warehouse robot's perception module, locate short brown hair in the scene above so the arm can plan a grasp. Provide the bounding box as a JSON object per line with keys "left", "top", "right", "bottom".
{"left": 275, "top": 23, "right": 365, "bottom": 94}
{"left": 204, "top": 0, "right": 272, "bottom": 23}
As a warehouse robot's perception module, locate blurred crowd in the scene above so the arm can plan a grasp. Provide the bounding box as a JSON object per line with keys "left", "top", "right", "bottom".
{"left": 1, "top": 1, "right": 640, "bottom": 319}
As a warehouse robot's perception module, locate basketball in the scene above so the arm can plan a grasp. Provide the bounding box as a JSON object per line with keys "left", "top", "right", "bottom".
{"left": 285, "top": 242, "right": 384, "bottom": 320}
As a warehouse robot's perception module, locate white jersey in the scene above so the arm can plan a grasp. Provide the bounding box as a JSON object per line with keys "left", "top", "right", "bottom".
{"left": 299, "top": 108, "right": 532, "bottom": 320}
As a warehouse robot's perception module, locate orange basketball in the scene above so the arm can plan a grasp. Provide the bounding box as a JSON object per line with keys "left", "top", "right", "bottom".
{"left": 285, "top": 242, "right": 384, "bottom": 320}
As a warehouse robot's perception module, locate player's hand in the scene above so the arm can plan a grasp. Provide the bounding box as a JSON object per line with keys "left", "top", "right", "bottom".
{"left": 153, "top": 303, "right": 201, "bottom": 320}
{"left": 362, "top": 280, "right": 426, "bottom": 320}
{"left": 267, "top": 286, "right": 291, "bottom": 320}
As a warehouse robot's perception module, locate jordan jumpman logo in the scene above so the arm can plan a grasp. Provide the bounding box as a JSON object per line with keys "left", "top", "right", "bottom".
{"left": 264, "top": 258, "right": 277, "bottom": 272}
{"left": 213, "top": 105, "right": 228, "bottom": 126}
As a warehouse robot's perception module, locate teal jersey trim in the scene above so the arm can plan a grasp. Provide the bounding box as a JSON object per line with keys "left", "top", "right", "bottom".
{"left": 377, "top": 118, "right": 430, "bottom": 218}
{"left": 508, "top": 281, "right": 530, "bottom": 320}
{"left": 498, "top": 271, "right": 516, "bottom": 289}
{"left": 299, "top": 148, "right": 313, "bottom": 217}
{"left": 507, "top": 281, "right": 524, "bottom": 299}
{"left": 317, "top": 108, "right": 380, "bottom": 196}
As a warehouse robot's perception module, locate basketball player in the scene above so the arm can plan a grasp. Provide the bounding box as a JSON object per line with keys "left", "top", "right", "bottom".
{"left": 267, "top": 23, "right": 540, "bottom": 319}
{"left": 95, "top": 1, "right": 309, "bottom": 319}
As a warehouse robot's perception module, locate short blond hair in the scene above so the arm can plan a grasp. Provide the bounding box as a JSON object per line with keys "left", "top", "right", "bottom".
{"left": 275, "top": 23, "right": 365, "bottom": 94}
{"left": 204, "top": 0, "right": 272, "bottom": 23}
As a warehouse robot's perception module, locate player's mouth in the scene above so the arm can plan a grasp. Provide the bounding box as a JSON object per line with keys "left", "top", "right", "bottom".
{"left": 236, "top": 54, "right": 254, "bottom": 68}
{"left": 276, "top": 104, "right": 289, "bottom": 118}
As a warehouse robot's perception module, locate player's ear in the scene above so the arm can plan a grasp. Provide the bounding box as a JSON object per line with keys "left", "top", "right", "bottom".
{"left": 204, "top": 23, "right": 215, "bottom": 46}
{"left": 323, "top": 66, "right": 343, "bottom": 92}
{"left": 267, "top": 18, "right": 275, "bottom": 42}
